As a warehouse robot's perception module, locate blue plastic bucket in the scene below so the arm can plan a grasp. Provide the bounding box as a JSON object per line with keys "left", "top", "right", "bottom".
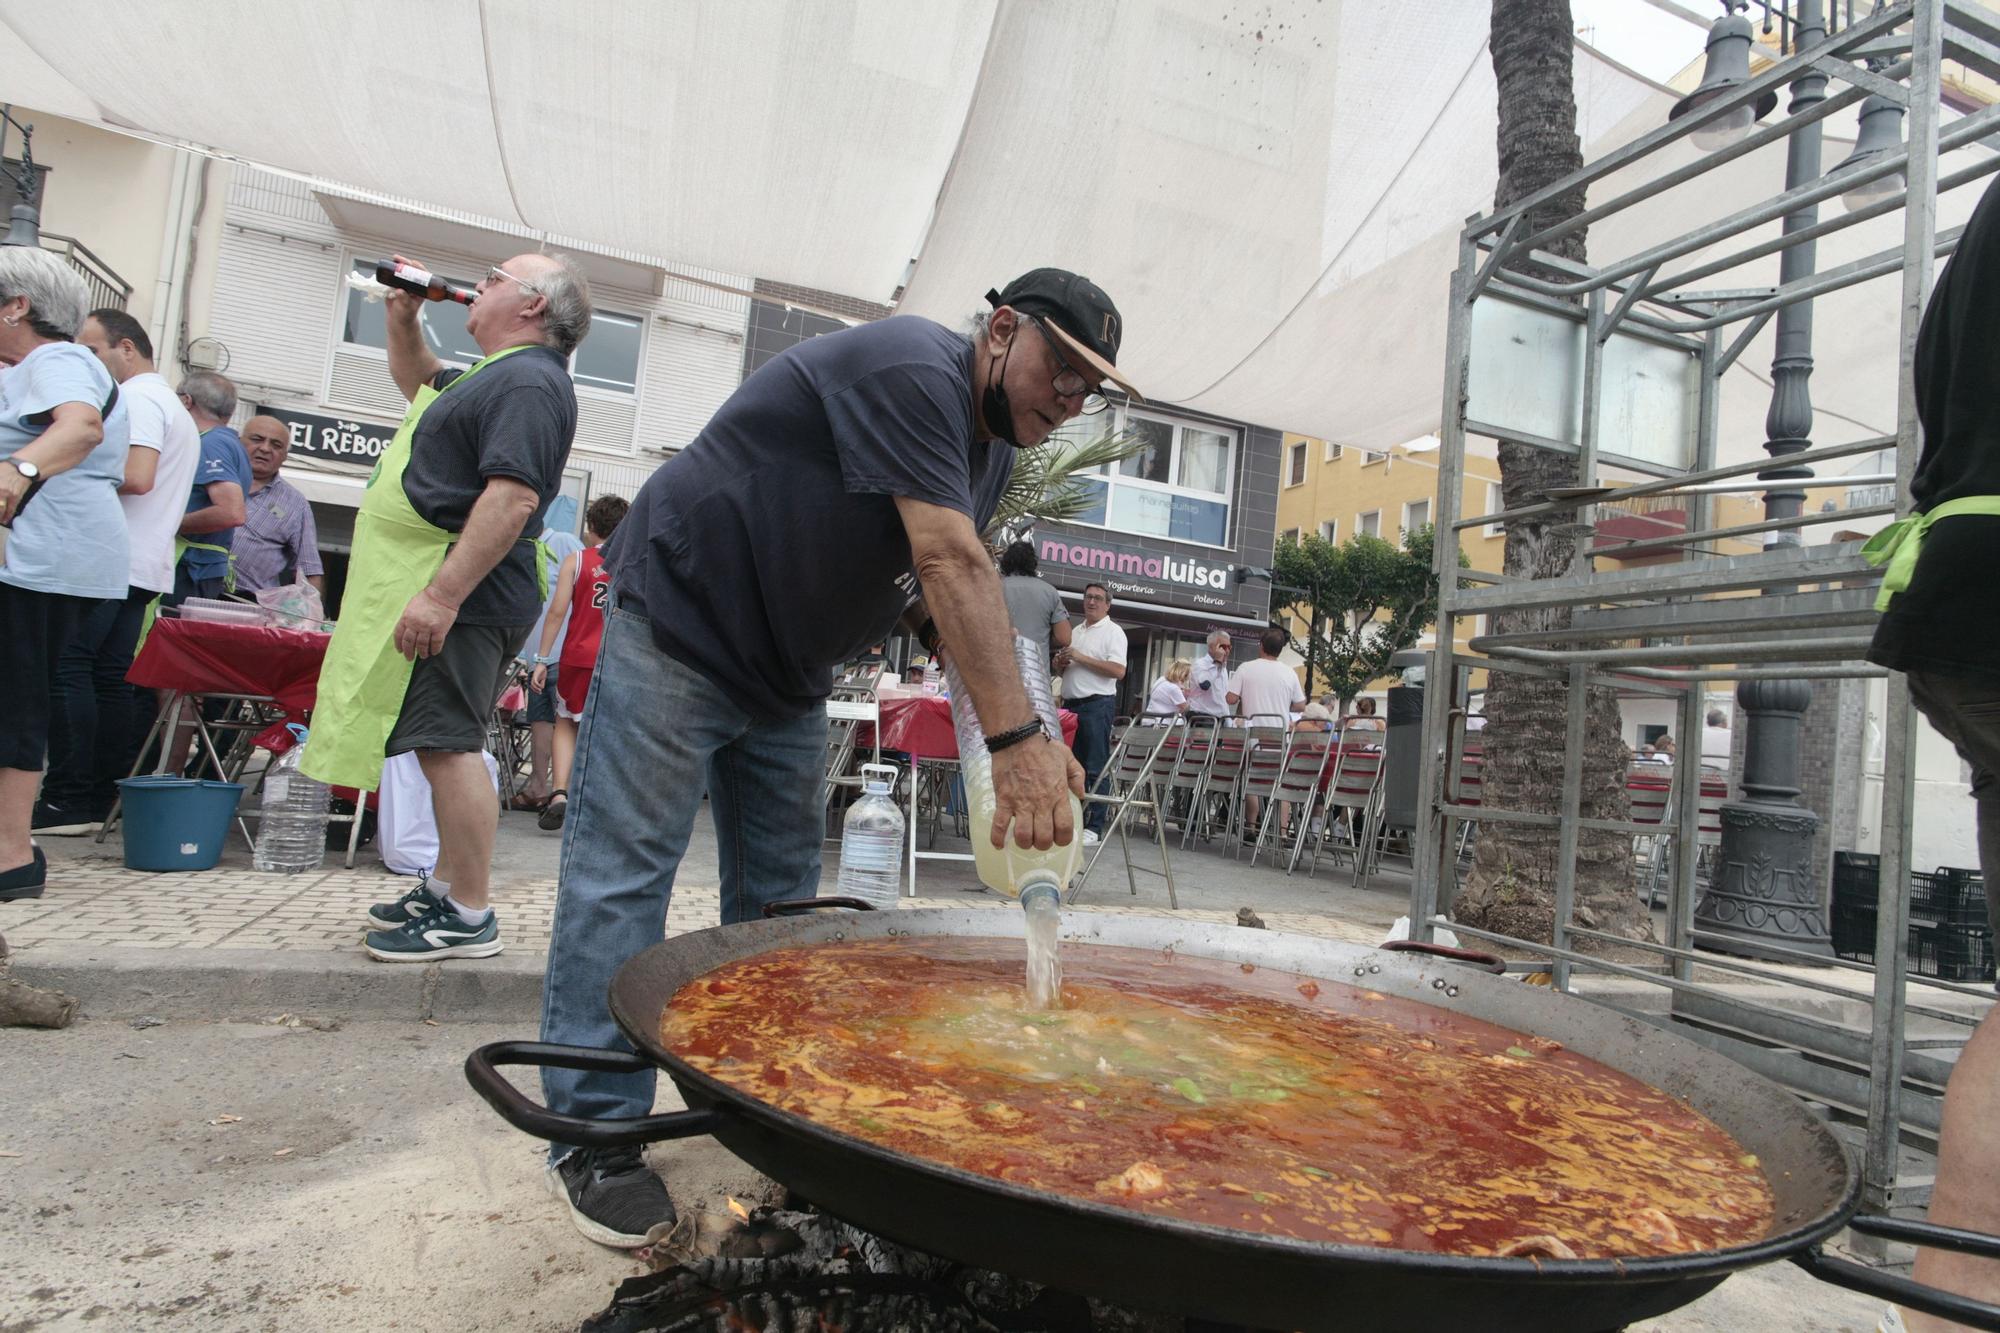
{"left": 117, "top": 776, "right": 245, "bottom": 872}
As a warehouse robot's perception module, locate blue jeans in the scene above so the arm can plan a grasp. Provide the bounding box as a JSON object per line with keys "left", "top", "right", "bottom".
{"left": 1069, "top": 693, "right": 1117, "bottom": 832}
{"left": 538, "top": 607, "right": 827, "bottom": 1160}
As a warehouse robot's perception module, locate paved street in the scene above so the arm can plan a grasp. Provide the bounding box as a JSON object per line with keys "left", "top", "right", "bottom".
{"left": 6, "top": 799, "right": 1415, "bottom": 988}
{"left": 0, "top": 801, "right": 1934, "bottom": 1331}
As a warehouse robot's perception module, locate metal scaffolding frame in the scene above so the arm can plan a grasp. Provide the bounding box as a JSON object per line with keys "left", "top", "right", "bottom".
{"left": 1411, "top": 0, "right": 1992, "bottom": 1225}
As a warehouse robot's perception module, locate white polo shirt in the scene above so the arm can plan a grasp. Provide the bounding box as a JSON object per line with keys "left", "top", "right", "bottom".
{"left": 1062, "top": 615, "right": 1127, "bottom": 699}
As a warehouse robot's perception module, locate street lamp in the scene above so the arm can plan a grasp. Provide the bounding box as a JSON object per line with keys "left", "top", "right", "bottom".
{"left": 1681, "top": 0, "right": 1906, "bottom": 963}
{"left": 0, "top": 106, "right": 40, "bottom": 247}
{"left": 1829, "top": 93, "right": 1909, "bottom": 211}
{"left": 1669, "top": 3, "right": 1779, "bottom": 151}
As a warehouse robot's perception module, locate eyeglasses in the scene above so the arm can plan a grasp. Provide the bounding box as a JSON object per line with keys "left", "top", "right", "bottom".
{"left": 1082, "top": 592, "right": 1110, "bottom": 603}
{"left": 1028, "top": 317, "right": 1109, "bottom": 416}
{"left": 485, "top": 264, "right": 540, "bottom": 294}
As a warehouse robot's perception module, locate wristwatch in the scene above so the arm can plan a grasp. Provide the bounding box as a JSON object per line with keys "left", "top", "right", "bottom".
{"left": 4, "top": 457, "right": 39, "bottom": 481}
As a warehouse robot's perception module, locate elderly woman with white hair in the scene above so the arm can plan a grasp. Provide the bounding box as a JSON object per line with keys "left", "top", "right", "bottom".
{"left": 0, "top": 246, "right": 128, "bottom": 901}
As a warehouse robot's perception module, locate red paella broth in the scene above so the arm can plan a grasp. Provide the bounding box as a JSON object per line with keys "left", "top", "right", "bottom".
{"left": 661, "top": 938, "right": 1774, "bottom": 1259}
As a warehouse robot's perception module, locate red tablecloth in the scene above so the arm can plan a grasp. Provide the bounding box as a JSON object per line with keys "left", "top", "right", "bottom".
{"left": 127, "top": 617, "right": 331, "bottom": 719}
{"left": 860, "top": 694, "right": 1078, "bottom": 761}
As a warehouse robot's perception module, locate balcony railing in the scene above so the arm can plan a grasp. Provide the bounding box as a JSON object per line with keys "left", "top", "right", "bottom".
{"left": 39, "top": 232, "right": 132, "bottom": 311}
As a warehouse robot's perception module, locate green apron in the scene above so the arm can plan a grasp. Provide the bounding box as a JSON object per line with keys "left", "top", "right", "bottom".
{"left": 1860, "top": 495, "right": 2000, "bottom": 611}
{"left": 299, "top": 345, "right": 534, "bottom": 791}
{"left": 132, "top": 537, "right": 234, "bottom": 654}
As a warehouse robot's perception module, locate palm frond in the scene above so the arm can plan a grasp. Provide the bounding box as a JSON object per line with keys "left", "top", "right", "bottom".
{"left": 985, "top": 425, "right": 1146, "bottom": 549}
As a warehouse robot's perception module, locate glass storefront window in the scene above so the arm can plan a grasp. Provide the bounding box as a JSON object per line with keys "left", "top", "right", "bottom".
{"left": 1047, "top": 409, "right": 1238, "bottom": 549}
{"left": 1117, "top": 417, "right": 1173, "bottom": 484}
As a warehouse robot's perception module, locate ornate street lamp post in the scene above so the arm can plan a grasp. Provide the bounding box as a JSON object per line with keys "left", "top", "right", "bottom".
{"left": 1675, "top": 0, "right": 1903, "bottom": 960}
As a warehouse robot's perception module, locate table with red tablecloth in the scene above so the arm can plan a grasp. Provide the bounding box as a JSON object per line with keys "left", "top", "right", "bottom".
{"left": 127, "top": 616, "right": 331, "bottom": 718}
{"left": 859, "top": 694, "right": 1077, "bottom": 759}
{"left": 848, "top": 694, "right": 1078, "bottom": 896}
{"left": 112, "top": 615, "right": 367, "bottom": 861}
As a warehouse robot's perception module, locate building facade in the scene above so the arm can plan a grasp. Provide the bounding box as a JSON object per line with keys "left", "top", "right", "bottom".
{"left": 1034, "top": 404, "right": 1285, "bottom": 712}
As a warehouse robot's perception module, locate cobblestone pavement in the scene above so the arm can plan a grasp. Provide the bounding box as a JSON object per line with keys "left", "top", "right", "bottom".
{"left": 8, "top": 803, "right": 1411, "bottom": 964}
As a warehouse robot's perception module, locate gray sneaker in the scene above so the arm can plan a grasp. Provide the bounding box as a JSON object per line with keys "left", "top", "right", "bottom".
{"left": 363, "top": 904, "right": 501, "bottom": 962}
{"left": 549, "top": 1146, "right": 678, "bottom": 1248}
{"left": 365, "top": 876, "right": 445, "bottom": 931}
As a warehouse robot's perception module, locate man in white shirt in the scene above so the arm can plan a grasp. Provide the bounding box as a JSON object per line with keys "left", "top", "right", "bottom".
{"left": 1701, "top": 708, "right": 1733, "bottom": 767}
{"left": 1056, "top": 582, "right": 1126, "bottom": 839}
{"left": 36, "top": 309, "right": 202, "bottom": 833}
{"left": 1233, "top": 626, "right": 1307, "bottom": 726}
{"left": 1188, "top": 629, "right": 1236, "bottom": 722}
{"left": 1232, "top": 627, "right": 1307, "bottom": 832}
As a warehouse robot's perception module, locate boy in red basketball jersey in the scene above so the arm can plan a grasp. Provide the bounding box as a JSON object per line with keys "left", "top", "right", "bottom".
{"left": 529, "top": 494, "right": 628, "bottom": 829}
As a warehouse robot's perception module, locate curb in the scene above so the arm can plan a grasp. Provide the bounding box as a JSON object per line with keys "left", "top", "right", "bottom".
{"left": 9, "top": 944, "right": 547, "bottom": 1024}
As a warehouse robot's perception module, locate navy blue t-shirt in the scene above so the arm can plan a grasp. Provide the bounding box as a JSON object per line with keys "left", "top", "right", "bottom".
{"left": 1869, "top": 170, "right": 2000, "bottom": 686}
{"left": 609, "top": 316, "right": 1013, "bottom": 721}
{"left": 182, "top": 425, "right": 253, "bottom": 579}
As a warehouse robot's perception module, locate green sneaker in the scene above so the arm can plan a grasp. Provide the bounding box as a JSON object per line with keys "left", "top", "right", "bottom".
{"left": 366, "top": 877, "right": 445, "bottom": 932}
{"left": 364, "top": 904, "right": 502, "bottom": 962}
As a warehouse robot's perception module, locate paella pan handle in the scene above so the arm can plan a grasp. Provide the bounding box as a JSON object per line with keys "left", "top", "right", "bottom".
{"left": 1793, "top": 1221, "right": 2000, "bottom": 1331}
{"left": 465, "top": 1041, "right": 725, "bottom": 1147}
{"left": 1380, "top": 939, "right": 1508, "bottom": 974}
{"left": 763, "top": 896, "right": 877, "bottom": 917}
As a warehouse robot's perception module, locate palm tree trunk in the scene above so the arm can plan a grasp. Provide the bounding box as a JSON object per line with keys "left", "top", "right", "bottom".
{"left": 1451, "top": 0, "right": 1651, "bottom": 946}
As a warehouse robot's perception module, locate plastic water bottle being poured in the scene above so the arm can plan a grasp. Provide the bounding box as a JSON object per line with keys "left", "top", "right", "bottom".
{"left": 943, "top": 634, "right": 1081, "bottom": 1009}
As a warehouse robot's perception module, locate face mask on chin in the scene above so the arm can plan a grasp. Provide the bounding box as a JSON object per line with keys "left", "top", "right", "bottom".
{"left": 980, "top": 324, "right": 1021, "bottom": 447}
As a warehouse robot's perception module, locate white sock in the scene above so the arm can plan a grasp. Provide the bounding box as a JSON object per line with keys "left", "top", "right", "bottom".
{"left": 443, "top": 893, "right": 491, "bottom": 925}
{"left": 426, "top": 875, "right": 450, "bottom": 901}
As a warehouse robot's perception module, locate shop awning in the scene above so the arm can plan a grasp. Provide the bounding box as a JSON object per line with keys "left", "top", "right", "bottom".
{"left": 1057, "top": 589, "right": 1272, "bottom": 635}
{"left": 0, "top": 0, "right": 1960, "bottom": 457}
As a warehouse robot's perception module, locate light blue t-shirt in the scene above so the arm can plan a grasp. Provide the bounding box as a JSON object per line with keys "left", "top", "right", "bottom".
{"left": 181, "top": 425, "right": 252, "bottom": 580}
{"left": 0, "top": 341, "right": 128, "bottom": 599}
{"left": 526, "top": 527, "right": 585, "bottom": 660}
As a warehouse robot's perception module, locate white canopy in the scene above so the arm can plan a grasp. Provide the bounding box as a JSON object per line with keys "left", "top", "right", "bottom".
{"left": 0, "top": 0, "right": 1954, "bottom": 460}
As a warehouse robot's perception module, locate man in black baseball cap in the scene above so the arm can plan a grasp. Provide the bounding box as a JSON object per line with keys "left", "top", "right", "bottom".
{"left": 975, "top": 268, "right": 1142, "bottom": 449}
{"left": 533, "top": 262, "right": 1132, "bottom": 1249}
{"left": 988, "top": 268, "right": 1142, "bottom": 400}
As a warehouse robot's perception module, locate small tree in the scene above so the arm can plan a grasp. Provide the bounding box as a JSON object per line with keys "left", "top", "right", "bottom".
{"left": 1271, "top": 527, "right": 1459, "bottom": 704}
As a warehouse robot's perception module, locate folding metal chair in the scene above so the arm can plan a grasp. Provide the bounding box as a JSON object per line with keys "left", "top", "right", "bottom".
{"left": 1073, "top": 720, "right": 1177, "bottom": 906}
{"left": 1626, "top": 762, "right": 1676, "bottom": 906}
{"left": 1452, "top": 740, "right": 1484, "bottom": 861}
{"left": 1308, "top": 743, "right": 1384, "bottom": 879}
{"left": 1162, "top": 716, "right": 1220, "bottom": 847}
{"left": 1189, "top": 726, "right": 1248, "bottom": 848}
{"left": 1249, "top": 734, "right": 1333, "bottom": 871}
{"left": 1233, "top": 723, "right": 1290, "bottom": 860}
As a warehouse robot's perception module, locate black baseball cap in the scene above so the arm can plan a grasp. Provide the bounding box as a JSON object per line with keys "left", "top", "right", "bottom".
{"left": 986, "top": 268, "right": 1142, "bottom": 401}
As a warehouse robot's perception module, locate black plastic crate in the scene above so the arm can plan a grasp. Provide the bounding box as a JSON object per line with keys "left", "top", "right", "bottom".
{"left": 1909, "top": 919, "right": 1996, "bottom": 984}
{"left": 1833, "top": 851, "right": 1881, "bottom": 910}
{"left": 1911, "top": 866, "right": 1989, "bottom": 928}
{"left": 1831, "top": 898, "right": 1877, "bottom": 964}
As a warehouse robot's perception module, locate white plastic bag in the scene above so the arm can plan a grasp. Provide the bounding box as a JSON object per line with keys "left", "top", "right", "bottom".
{"left": 376, "top": 750, "right": 500, "bottom": 876}
{"left": 254, "top": 574, "right": 326, "bottom": 630}
{"left": 1384, "top": 915, "right": 1460, "bottom": 950}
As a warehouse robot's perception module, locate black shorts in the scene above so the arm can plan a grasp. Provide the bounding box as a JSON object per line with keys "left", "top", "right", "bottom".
{"left": 386, "top": 623, "right": 530, "bottom": 756}
{"left": 0, "top": 581, "right": 92, "bottom": 771}
{"left": 525, "top": 669, "right": 558, "bottom": 724}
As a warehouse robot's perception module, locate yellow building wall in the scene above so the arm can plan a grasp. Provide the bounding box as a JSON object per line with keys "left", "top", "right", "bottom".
{"left": 1273, "top": 431, "right": 1505, "bottom": 697}
{"left": 1272, "top": 431, "right": 1776, "bottom": 699}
